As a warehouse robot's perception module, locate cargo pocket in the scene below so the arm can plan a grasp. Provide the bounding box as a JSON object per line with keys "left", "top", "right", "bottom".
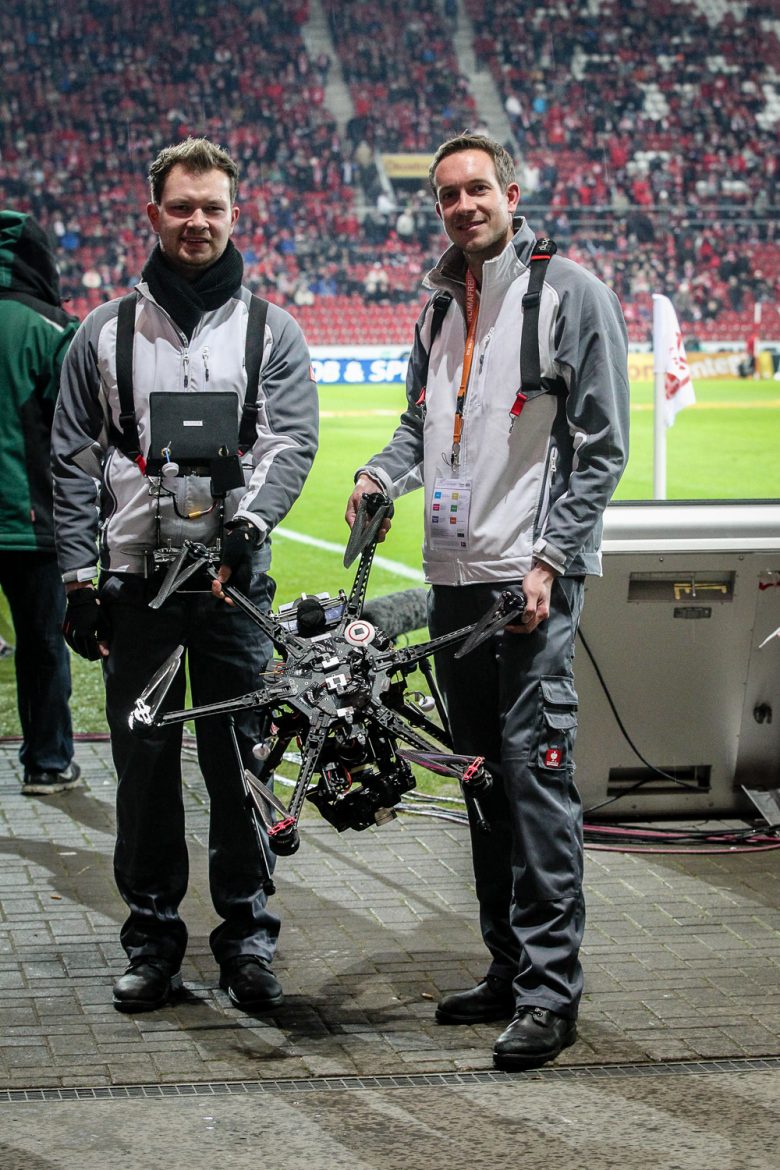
{"left": 536, "top": 675, "right": 578, "bottom": 772}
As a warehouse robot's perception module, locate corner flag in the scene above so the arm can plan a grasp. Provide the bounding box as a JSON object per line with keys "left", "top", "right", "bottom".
{"left": 652, "top": 294, "right": 696, "bottom": 427}
{"left": 652, "top": 294, "right": 696, "bottom": 498}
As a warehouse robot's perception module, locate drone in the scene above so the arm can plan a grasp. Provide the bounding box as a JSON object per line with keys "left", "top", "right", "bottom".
{"left": 128, "top": 493, "right": 525, "bottom": 877}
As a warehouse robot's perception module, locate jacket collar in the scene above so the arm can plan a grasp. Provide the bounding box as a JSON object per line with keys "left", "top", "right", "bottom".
{"left": 424, "top": 217, "right": 536, "bottom": 308}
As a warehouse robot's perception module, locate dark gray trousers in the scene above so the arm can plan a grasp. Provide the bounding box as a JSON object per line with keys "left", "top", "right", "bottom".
{"left": 429, "top": 576, "right": 585, "bottom": 1018}
{"left": 100, "top": 564, "right": 280, "bottom": 970}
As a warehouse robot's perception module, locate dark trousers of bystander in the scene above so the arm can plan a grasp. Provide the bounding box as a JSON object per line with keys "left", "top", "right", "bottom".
{"left": 0, "top": 550, "right": 74, "bottom": 777}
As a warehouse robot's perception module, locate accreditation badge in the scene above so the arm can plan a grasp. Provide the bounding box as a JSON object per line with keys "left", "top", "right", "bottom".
{"left": 429, "top": 477, "right": 472, "bottom": 550}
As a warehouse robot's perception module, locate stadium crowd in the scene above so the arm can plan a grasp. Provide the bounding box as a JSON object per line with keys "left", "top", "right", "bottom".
{"left": 1, "top": 0, "right": 778, "bottom": 345}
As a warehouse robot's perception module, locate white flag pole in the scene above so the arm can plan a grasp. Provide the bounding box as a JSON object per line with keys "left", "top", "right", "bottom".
{"left": 652, "top": 298, "right": 668, "bottom": 499}
{"left": 652, "top": 367, "right": 667, "bottom": 499}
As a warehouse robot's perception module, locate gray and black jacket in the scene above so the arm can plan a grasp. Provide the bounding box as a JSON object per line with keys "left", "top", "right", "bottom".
{"left": 360, "top": 218, "right": 629, "bottom": 584}
{"left": 52, "top": 272, "right": 318, "bottom": 581}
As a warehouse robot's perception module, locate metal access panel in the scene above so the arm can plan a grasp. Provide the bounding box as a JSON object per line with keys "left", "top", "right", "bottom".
{"left": 574, "top": 501, "right": 780, "bottom": 817}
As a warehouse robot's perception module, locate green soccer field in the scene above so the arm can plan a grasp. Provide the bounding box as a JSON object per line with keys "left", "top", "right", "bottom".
{"left": 1, "top": 375, "right": 778, "bottom": 737}
{"left": 272, "top": 375, "right": 780, "bottom": 602}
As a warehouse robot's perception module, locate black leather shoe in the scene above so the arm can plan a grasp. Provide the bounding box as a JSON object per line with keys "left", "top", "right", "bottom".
{"left": 436, "top": 976, "right": 515, "bottom": 1024}
{"left": 219, "top": 956, "right": 283, "bottom": 1012}
{"left": 113, "top": 958, "right": 183, "bottom": 1013}
{"left": 493, "top": 1007, "right": 577, "bottom": 1070}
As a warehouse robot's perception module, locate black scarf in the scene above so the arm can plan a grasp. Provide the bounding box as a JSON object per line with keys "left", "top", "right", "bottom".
{"left": 141, "top": 240, "right": 244, "bottom": 338}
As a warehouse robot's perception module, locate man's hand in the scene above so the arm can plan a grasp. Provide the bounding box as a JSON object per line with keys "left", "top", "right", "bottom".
{"left": 212, "top": 520, "right": 261, "bottom": 601}
{"left": 510, "top": 560, "right": 558, "bottom": 635}
{"left": 345, "top": 474, "right": 392, "bottom": 541}
{"left": 62, "top": 584, "right": 110, "bottom": 659}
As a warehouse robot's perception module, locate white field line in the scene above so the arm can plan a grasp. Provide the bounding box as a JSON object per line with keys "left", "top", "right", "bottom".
{"left": 319, "top": 408, "right": 400, "bottom": 418}
{"left": 320, "top": 403, "right": 779, "bottom": 417}
{"left": 274, "top": 526, "right": 425, "bottom": 582}
{"left": 631, "top": 399, "right": 780, "bottom": 411}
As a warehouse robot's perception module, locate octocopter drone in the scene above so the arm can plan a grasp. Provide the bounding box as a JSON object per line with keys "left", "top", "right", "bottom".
{"left": 128, "top": 493, "right": 524, "bottom": 873}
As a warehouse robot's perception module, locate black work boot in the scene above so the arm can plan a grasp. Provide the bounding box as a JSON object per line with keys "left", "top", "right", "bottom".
{"left": 113, "top": 958, "right": 183, "bottom": 1013}
{"left": 219, "top": 955, "right": 283, "bottom": 1012}
{"left": 493, "top": 1006, "right": 577, "bottom": 1069}
{"left": 435, "top": 976, "right": 515, "bottom": 1024}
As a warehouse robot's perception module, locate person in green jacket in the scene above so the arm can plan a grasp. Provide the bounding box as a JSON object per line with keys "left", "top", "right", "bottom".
{"left": 0, "top": 210, "right": 81, "bottom": 794}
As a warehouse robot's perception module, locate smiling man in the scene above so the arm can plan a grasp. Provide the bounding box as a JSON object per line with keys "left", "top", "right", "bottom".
{"left": 52, "top": 137, "right": 318, "bottom": 1017}
{"left": 432, "top": 145, "right": 520, "bottom": 277}
{"left": 147, "top": 162, "right": 239, "bottom": 277}
{"left": 346, "top": 132, "right": 629, "bottom": 1070}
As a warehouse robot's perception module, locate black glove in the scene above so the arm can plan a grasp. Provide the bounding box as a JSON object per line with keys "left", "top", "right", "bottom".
{"left": 219, "top": 520, "right": 261, "bottom": 593}
{"left": 62, "top": 586, "right": 110, "bottom": 661}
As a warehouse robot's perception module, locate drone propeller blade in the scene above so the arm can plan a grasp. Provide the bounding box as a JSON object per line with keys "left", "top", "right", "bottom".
{"left": 148, "top": 543, "right": 212, "bottom": 609}
{"left": 454, "top": 587, "right": 526, "bottom": 658}
{"left": 244, "top": 770, "right": 290, "bottom": 818}
{"left": 399, "top": 749, "right": 464, "bottom": 778}
{"left": 128, "top": 644, "right": 184, "bottom": 733}
{"left": 343, "top": 491, "right": 394, "bottom": 567}
{"left": 399, "top": 749, "right": 489, "bottom": 783}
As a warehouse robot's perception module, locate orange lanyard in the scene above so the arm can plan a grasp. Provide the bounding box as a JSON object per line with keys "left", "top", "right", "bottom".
{"left": 451, "top": 270, "right": 479, "bottom": 469}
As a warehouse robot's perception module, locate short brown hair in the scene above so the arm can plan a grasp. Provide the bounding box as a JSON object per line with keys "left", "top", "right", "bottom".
{"left": 428, "top": 132, "right": 517, "bottom": 197}
{"left": 148, "top": 137, "right": 240, "bottom": 205}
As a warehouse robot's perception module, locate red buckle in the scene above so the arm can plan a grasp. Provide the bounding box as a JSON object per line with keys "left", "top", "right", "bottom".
{"left": 510, "top": 391, "right": 527, "bottom": 419}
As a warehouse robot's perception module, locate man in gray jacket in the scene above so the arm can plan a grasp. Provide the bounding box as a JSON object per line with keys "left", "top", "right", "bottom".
{"left": 346, "top": 132, "right": 629, "bottom": 1069}
{"left": 53, "top": 138, "right": 318, "bottom": 1015}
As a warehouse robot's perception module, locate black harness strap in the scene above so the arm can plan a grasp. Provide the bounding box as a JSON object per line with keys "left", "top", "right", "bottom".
{"left": 114, "top": 291, "right": 144, "bottom": 467}
{"left": 413, "top": 292, "right": 452, "bottom": 408}
{"left": 420, "top": 238, "right": 558, "bottom": 409}
{"left": 427, "top": 291, "right": 453, "bottom": 355}
{"left": 112, "top": 291, "right": 270, "bottom": 464}
{"left": 239, "top": 294, "right": 269, "bottom": 454}
{"left": 519, "top": 237, "right": 557, "bottom": 396}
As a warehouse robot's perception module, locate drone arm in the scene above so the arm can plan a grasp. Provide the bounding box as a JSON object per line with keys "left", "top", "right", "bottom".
{"left": 384, "top": 689, "right": 452, "bottom": 748}
{"left": 202, "top": 560, "right": 311, "bottom": 657}
{"left": 130, "top": 676, "right": 293, "bottom": 735}
{"left": 286, "top": 709, "right": 331, "bottom": 824}
{"left": 368, "top": 699, "right": 449, "bottom": 757}
{"left": 259, "top": 708, "right": 332, "bottom": 857}
{"left": 372, "top": 622, "right": 477, "bottom": 673}
{"left": 342, "top": 543, "right": 376, "bottom": 623}
{"left": 340, "top": 492, "right": 394, "bottom": 624}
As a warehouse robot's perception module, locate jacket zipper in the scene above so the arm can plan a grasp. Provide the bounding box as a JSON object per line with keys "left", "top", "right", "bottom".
{"left": 203, "top": 347, "right": 210, "bottom": 382}
{"left": 477, "top": 327, "right": 494, "bottom": 376}
{"left": 534, "top": 444, "right": 558, "bottom": 538}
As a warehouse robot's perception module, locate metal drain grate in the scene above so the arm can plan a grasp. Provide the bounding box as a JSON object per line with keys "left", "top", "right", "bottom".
{"left": 2, "top": 1057, "right": 779, "bottom": 1103}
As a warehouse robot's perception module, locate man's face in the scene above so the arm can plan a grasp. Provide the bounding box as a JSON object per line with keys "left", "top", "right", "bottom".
{"left": 147, "top": 164, "right": 239, "bottom": 280}
{"left": 434, "top": 149, "right": 520, "bottom": 267}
